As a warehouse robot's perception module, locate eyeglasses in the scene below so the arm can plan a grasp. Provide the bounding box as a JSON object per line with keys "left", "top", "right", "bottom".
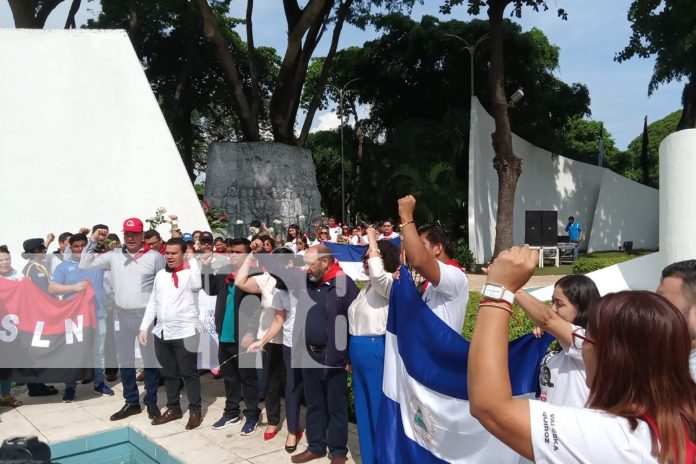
{"left": 571, "top": 328, "right": 596, "bottom": 350}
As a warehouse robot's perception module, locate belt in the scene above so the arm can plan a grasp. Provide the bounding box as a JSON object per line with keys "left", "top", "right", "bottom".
{"left": 307, "top": 344, "right": 327, "bottom": 353}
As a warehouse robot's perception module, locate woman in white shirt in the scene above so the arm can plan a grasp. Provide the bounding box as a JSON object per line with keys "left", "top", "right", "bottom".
{"left": 514, "top": 275, "right": 599, "bottom": 408}
{"left": 247, "top": 248, "right": 304, "bottom": 452}
{"left": 347, "top": 227, "right": 401, "bottom": 464}
{"left": 469, "top": 246, "right": 696, "bottom": 464}
{"left": 235, "top": 248, "right": 284, "bottom": 442}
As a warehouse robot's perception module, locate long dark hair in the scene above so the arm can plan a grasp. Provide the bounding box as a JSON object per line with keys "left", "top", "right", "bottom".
{"left": 586, "top": 291, "right": 696, "bottom": 464}
{"left": 377, "top": 240, "right": 401, "bottom": 273}
{"left": 554, "top": 275, "right": 599, "bottom": 328}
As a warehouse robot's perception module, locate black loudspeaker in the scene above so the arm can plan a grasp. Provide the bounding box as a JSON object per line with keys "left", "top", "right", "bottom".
{"left": 541, "top": 211, "right": 558, "bottom": 246}
{"left": 525, "top": 210, "right": 558, "bottom": 246}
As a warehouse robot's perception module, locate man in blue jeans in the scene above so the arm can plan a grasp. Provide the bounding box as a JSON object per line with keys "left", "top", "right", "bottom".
{"left": 80, "top": 218, "right": 165, "bottom": 421}
{"left": 565, "top": 216, "right": 584, "bottom": 261}
{"left": 49, "top": 233, "right": 114, "bottom": 402}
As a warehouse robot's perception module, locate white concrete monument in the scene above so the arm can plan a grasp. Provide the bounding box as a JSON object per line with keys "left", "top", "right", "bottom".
{"left": 0, "top": 29, "right": 209, "bottom": 259}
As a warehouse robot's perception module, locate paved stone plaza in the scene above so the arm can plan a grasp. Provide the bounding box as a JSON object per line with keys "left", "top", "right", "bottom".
{"left": 0, "top": 374, "right": 362, "bottom": 463}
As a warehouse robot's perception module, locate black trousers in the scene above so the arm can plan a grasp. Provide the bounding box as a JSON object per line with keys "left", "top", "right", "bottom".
{"left": 302, "top": 351, "right": 348, "bottom": 458}
{"left": 103, "top": 298, "right": 119, "bottom": 373}
{"left": 261, "top": 342, "right": 284, "bottom": 426}
{"left": 282, "top": 344, "right": 304, "bottom": 433}
{"left": 154, "top": 333, "right": 201, "bottom": 412}
{"left": 219, "top": 341, "right": 260, "bottom": 420}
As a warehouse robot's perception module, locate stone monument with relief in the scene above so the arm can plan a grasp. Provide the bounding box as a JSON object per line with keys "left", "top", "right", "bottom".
{"left": 204, "top": 142, "right": 322, "bottom": 237}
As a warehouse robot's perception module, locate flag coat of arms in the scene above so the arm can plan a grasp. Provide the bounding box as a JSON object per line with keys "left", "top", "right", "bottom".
{"left": 376, "top": 266, "right": 553, "bottom": 463}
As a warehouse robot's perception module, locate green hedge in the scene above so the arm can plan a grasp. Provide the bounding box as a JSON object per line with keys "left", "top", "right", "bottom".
{"left": 572, "top": 255, "right": 633, "bottom": 274}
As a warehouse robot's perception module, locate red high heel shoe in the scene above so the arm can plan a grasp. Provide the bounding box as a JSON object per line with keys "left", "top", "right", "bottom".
{"left": 264, "top": 426, "right": 279, "bottom": 441}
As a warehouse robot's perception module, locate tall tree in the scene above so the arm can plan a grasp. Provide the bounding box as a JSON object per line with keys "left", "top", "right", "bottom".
{"left": 441, "top": 0, "right": 568, "bottom": 257}
{"left": 616, "top": 0, "right": 696, "bottom": 130}
{"left": 87, "top": 0, "right": 280, "bottom": 179}
{"left": 194, "top": 0, "right": 419, "bottom": 146}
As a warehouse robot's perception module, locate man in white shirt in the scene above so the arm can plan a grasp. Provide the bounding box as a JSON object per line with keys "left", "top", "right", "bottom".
{"left": 398, "top": 195, "right": 468, "bottom": 333}
{"left": 139, "top": 238, "right": 203, "bottom": 430}
{"left": 657, "top": 259, "right": 696, "bottom": 379}
{"left": 377, "top": 220, "right": 399, "bottom": 240}
{"left": 327, "top": 216, "right": 342, "bottom": 242}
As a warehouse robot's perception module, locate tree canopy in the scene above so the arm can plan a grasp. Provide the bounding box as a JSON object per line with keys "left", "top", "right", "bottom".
{"left": 616, "top": 0, "right": 696, "bottom": 129}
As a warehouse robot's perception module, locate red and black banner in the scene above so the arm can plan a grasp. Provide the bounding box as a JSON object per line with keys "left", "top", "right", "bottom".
{"left": 0, "top": 278, "right": 97, "bottom": 382}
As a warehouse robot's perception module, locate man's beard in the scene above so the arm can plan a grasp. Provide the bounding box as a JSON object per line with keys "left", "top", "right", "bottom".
{"left": 307, "top": 273, "right": 321, "bottom": 283}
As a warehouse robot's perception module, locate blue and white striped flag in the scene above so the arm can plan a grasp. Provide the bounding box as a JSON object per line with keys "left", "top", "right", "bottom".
{"left": 323, "top": 239, "right": 401, "bottom": 281}
{"left": 376, "top": 265, "right": 553, "bottom": 463}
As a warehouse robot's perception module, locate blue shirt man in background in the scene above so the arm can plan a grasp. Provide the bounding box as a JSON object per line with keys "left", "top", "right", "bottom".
{"left": 565, "top": 216, "right": 583, "bottom": 260}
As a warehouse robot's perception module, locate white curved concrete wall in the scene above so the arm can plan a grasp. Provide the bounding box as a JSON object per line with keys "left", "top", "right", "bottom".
{"left": 468, "top": 97, "right": 659, "bottom": 263}
{"left": 660, "top": 129, "right": 696, "bottom": 264}
{"left": 529, "top": 128, "right": 696, "bottom": 299}
{"left": 0, "top": 29, "right": 209, "bottom": 260}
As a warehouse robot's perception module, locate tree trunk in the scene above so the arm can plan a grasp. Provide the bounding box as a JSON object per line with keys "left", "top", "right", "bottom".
{"left": 195, "top": 0, "right": 259, "bottom": 141}
{"left": 488, "top": 0, "right": 522, "bottom": 258}
{"left": 128, "top": 0, "right": 141, "bottom": 58}
{"left": 8, "top": 0, "right": 65, "bottom": 28}
{"left": 270, "top": 0, "right": 332, "bottom": 144}
{"left": 64, "top": 0, "right": 81, "bottom": 29}
{"left": 677, "top": 78, "right": 696, "bottom": 130}
{"left": 297, "top": 0, "right": 353, "bottom": 146}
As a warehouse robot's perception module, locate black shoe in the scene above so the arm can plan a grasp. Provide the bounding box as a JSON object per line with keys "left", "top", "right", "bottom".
{"left": 146, "top": 403, "right": 161, "bottom": 420}
{"left": 27, "top": 384, "right": 59, "bottom": 397}
{"left": 110, "top": 403, "right": 142, "bottom": 421}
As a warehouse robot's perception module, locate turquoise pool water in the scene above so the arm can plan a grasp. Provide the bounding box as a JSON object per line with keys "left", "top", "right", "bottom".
{"left": 50, "top": 427, "right": 180, "bottom": 464}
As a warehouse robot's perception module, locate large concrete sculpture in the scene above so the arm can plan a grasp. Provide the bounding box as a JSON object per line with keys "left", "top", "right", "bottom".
{"left": 0, "top": 29, "right": 210, "bottom": 258}
{"left": 204, "top": 142, "right": 322, "bottom": 237}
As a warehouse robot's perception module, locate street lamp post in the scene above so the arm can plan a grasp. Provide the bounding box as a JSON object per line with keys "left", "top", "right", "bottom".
{"left": 329, "top": 78, "right": 360, "bottom": 227}
{"left": 444, "top": 33, "right": 489, "bottom": 97}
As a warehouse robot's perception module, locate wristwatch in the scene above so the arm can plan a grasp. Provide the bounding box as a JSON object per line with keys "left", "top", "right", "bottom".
{"left": 481, "top": 283, "right": 515, "bottom": 305}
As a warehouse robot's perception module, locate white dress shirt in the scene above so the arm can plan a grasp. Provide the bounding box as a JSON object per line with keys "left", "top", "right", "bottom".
{"left": 140, "top": 258, "right": 202, "bottom": 340}
{"left": 348, "top": 256, "right": 393, "bottom": 336}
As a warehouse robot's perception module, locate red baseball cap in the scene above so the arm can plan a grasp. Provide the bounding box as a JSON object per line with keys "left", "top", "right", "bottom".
{"left": 122, "top": 218, "right": 144, "bottom": 233}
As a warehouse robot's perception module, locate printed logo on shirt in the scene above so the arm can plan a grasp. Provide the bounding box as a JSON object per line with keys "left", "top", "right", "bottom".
{"left": 542, "top": 411, "right": 559, "bottom": 451}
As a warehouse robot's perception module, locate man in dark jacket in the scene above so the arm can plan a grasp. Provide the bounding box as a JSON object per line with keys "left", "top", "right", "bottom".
{"left": 291, "top": 244, "right": 359, "bottom": 464}
{"left": 201, "top": 238, "right": 264, "bottom": 435}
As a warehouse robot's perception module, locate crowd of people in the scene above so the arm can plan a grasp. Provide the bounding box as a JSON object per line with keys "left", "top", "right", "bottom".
{"left": 2, "top": 194, "right": 696, "bottom": 463}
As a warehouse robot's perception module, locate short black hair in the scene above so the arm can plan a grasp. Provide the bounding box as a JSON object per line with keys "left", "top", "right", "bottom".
{"left": 568, "top": 216, "right": 575, "bottom": 221}
{"left": 228, "top": 238, "right": 252, "bottom": 253}
{"left": 92, "top": 224, "right": 109, "bottom": 233}
{"left": 214, "top": 237, "right": 225, "bottom": 243}
{"left": 417, "top": 223, "right": 456, "bottom": 259}
{"left": 377, "top": 240, "right": 401, "bottom": 273}
{"left": 0, "top": 245, "right": 9, "bottom": 254}
{"left": 165, "top": 237, "right": 187, "bottom": 253}
{"left": 107, "top": 233, "right": 121, "bottom": 244}
{"left": 662, "top": 260, "right": 696, "bottom": 305}
{"left": 69, "top": 233, "right": 88, "bottom": 245}
{"left": 144, "top": 229, "right": 161, "bottom": 240}
{"left": 58, "top": 232, "right": 73, "bottom": 243}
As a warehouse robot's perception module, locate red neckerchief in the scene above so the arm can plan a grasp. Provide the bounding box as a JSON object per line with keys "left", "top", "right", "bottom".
{"left": 225, "top": 273, "right": 236, "bottom": 286}
{"left": 322, "top": 259, "right": 345, "bottom": 283}
{"left": 166, "top": 262, "right": 189, "bottom": 288}
{"left": 642, "top": 412, "right": 696, "bottom": 461}
{"left": 422, "top": 259, "right": 464, "bottom": 291}
{"left": 158, "top": 244, "right": 166, "bottom": 255}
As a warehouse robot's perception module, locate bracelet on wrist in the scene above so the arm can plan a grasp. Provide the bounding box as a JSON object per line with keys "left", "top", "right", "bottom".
{"left": 399, "top": 220, "right": 415, "bottom": 231}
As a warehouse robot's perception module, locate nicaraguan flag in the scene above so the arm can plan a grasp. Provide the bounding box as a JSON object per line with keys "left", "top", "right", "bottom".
{"left": 376, "top": 265, "right": 553, "bottom": 463}
{"left": 323, "top": 239, "right": 401, "bottom": 281}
